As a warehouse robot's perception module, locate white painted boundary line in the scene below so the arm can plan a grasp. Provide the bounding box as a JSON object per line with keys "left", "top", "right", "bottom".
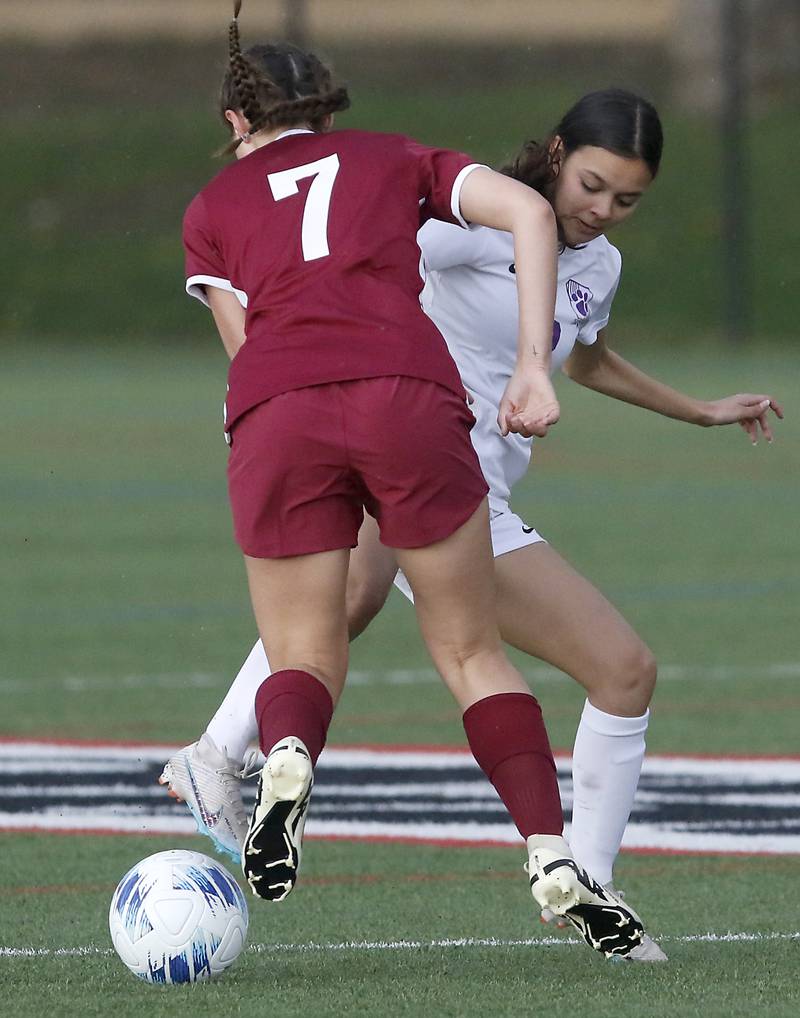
{"left": 4, "top": 742, "right": 800, "bottom": 769}
{"left": 2, "top": 661, "right": 800, "bottom": 693}
{"left": 2, "top": 931, "right": 799, "bottom": 959}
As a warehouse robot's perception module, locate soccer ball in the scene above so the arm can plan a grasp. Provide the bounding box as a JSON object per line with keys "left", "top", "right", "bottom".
{"left": 109, "top": 849, "right": 248, "bottom": 983}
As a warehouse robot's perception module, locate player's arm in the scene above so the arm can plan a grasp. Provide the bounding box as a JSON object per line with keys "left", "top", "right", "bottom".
{"left": 206, "top": 287, "right": 247, "bottom": 360}
{"left": 563, "top": 330, "right": 784, "bottom": 444}
{"left": 458, "top": 167, "right": 559, "bottom": 439}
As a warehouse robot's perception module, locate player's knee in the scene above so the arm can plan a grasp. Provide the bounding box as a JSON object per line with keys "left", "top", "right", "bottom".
{"left": 587, "top": 638, "right": 656, "bottom": 714}
{"left": 616, "top": 640, "right": 657, "bottom": 709}
{"left": 428, "top": 641, "right": 511, "bottom": 707}
{"left": 346, "top": 574, "right": 392, "bottom": 639}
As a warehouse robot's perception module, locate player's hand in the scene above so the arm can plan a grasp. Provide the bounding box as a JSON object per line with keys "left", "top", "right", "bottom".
{"left": 498, "top": 368, "right": 560, "bottom": 438}
{"left": 703, "top": 393, "right": 784, "bottom": 445}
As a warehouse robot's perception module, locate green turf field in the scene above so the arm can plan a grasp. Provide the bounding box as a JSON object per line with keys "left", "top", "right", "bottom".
{"left": 3, "top": 839, "right": 800, "bottom": 1018}
{"left": 2, "top": 24, "right": 798, "bottom": 1014}
{"left": 2, "top": 340, "right": 798, "bottom": 1015}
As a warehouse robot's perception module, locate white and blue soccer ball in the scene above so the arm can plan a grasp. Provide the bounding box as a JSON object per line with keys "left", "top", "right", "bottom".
{"left": 109, "top": 849, "right": 248, "bottom": 984}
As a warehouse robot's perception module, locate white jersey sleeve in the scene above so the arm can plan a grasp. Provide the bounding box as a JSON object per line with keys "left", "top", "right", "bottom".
{"left": 418, "top": 218, "right": 491, "bottom": 272}
{"left": 576, "top": 246, "right": 622, "bottom": 346}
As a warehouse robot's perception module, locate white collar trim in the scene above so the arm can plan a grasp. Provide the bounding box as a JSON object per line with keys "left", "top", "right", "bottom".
{"left": 274, "top": 128, "right": 315, "bottom": 141}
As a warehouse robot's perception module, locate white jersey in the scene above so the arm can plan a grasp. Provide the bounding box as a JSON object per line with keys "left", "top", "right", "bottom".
{"left": 418, "top": 219, "right": 622, "bottom": 503}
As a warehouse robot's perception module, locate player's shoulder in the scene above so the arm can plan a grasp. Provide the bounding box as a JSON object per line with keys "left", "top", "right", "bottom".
{"left": 188, "top": 156, "right": 243, "bottom": 208}
{"left": 326, "top": 127, "right": 412, "bottom": 152}
{"left": 586, "top": 234, "right": 622, "bottom": 279}
{"left": 307, "top": 128, "right": 430, "bottom": 172}
{"left": 183, "top": 187, "right": 212, "bottom": 232}
{"left": 562, "top": 234, "right": 622, "bottom": 288}
{"left": 332, "top": 128, "right": 461, "bottom": 161}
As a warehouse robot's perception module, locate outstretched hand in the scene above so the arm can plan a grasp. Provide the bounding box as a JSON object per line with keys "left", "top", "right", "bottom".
{"left": 498, "top": 369, "right": 561, "bottom": 438}
{"left": 705, "top": 393, "right": 784, "bottom": 445}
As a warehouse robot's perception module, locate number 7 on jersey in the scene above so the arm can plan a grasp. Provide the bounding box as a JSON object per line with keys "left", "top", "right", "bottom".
{"left": 267, "top": 154, "right": 340, "bottom": 262}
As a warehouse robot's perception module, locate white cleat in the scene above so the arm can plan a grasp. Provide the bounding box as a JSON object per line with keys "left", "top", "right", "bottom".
{"left": 526, "top": 835, "right": 659, "bottom": 961}
{"left": 241, "top": 737, "right": 313, "bottom": 902}
{"left": 626, "top": 935, "right": 669, "bottom": 962}
{"left": 539, "top": 883, "right": 668, "bottom": 959}
{"left": 159, "top": 733, "right": 259, "bottom": 864}
{"left": 603, "top": 883, "right": 668, "bottom": 962}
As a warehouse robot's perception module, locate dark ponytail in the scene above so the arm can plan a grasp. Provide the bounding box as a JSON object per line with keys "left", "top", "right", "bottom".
{"left": 219, "top": 0, "right": 350, "bottom": 155}
{"left": 501, "top": 88, "right": 663, "bottom": 195}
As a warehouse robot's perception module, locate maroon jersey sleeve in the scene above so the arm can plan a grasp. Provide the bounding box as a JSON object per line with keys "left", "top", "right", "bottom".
{"left": 403, "top": 139, "right": 484, "bottom": 229}
{"left": 183, "top": 192, "right": 246, "bottom": 308}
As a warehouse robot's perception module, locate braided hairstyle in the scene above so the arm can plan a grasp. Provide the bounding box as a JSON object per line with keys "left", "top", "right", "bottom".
{"left": 219, "top": 0, "right": 350, "bottom": 154}
{"left": 501, "top": 89, "right": 663, "bottom": 197}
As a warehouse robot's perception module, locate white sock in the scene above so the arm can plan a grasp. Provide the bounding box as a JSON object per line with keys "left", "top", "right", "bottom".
{"left": 568, "top": 699, "right": 649, "bottom": 886}
{"left": 205, "top": 639, "right": 268, "bottom": 765}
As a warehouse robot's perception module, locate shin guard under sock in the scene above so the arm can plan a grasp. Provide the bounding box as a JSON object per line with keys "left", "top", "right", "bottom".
{"left": 463, "top": 692, "right": 563, "bottom": 838}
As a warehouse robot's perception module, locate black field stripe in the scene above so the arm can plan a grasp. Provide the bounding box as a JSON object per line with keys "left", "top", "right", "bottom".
{"left": 2, "top": 744, "right": 800, "bottom": 853}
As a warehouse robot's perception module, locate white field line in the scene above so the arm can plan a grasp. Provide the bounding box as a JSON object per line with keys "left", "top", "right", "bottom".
{"left": 2, "top": 661, "right": 800, "bottom": 694}
{"left": 4, "top": 742, "right": 800, "bottom": 776}
{"left": 3, "top": 812, "right": 799, "bottom": 854}
{"left": 2, "top": 931, "right": 799, "bottom": 959}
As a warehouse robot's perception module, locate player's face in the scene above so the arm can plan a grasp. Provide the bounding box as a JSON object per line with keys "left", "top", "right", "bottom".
{"left": 551, "top": 145, "right": 653, "bottom": 246}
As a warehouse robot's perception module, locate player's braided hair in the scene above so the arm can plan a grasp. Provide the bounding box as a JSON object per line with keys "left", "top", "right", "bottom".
{"left": 219, "top": 0, "right": 350, "bottom": 155}
{"left": 500, "top": 88, "right": 663, "bottom": 198}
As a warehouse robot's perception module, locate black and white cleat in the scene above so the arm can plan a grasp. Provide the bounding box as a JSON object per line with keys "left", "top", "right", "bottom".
{"left": 242, "top": 737, "right": 313, "bottom": 902}
{"left": 526, "top": 835, "right": 665, "bottom": 961}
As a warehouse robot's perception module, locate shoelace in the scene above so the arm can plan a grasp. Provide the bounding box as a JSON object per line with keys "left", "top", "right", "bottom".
{"left": 239, "top": 749, "right": 262, "bottom": 781}
{"left": 209, "top": 750, "right": 262, "bottom": 829}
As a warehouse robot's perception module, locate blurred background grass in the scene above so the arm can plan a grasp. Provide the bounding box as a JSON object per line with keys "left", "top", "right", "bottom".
{"left": 1, "top": 3, "right": 798, "bottom": 753}
{"left": 2, "top": 337, "right": 797, "bottom": 753}
{"left": 0, "top": 24, "right": 798, "bottom": 342}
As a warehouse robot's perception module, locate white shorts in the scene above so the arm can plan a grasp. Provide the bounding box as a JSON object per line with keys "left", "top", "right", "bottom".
{"left": 393, "top": 498, "right": 545, "bottom": 602}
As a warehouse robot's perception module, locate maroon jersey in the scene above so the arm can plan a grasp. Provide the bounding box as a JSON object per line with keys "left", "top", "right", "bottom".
{"left": 183, "top": 128, "right": 481, "bottom": 430}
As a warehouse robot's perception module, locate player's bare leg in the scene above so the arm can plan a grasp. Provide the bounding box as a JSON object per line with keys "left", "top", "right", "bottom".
{"left": 493, "top": 541, "right": 665, "bottom": 955}
{"left": 396, "top": 504, "right": 655, "bottom": 960}
{"left": 345, "top": 514, "right": 399, "bottom": 637}
{"left": 159, "top": 516, "right": 398, "bottom": 860}
{"left": 396, "top": 501, "right": 563, "bottom": 848}
{"left": 209, "top": 516, "right": 394, "bottom": 758}
{"left": 494, "top": 542, "right": 655, "bottom": 878}
{"left": 395, "top": 501, "right": 529, "bottom": 708}
{"left": 239, "top": 547, "right": 350, "bottom": 901}
{"left": 495, "top": 542, "right": 655, "bottom": 717}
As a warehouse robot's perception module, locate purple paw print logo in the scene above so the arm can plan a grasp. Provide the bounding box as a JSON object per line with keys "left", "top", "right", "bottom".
{"left": 566, "top": 279, "right": 593, "bottom": 320}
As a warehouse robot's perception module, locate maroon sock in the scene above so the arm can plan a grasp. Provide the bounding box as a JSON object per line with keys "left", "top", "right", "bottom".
{"left": 254, "top": 669, "right": 334, "bottom": 766}
{"left": 463, "top": 692, "right": 563, "bottom": 838}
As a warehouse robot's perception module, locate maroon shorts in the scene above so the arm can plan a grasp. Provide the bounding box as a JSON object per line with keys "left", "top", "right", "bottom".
{"left": 227, "top": 376, "right": 488, "bottom": 558}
